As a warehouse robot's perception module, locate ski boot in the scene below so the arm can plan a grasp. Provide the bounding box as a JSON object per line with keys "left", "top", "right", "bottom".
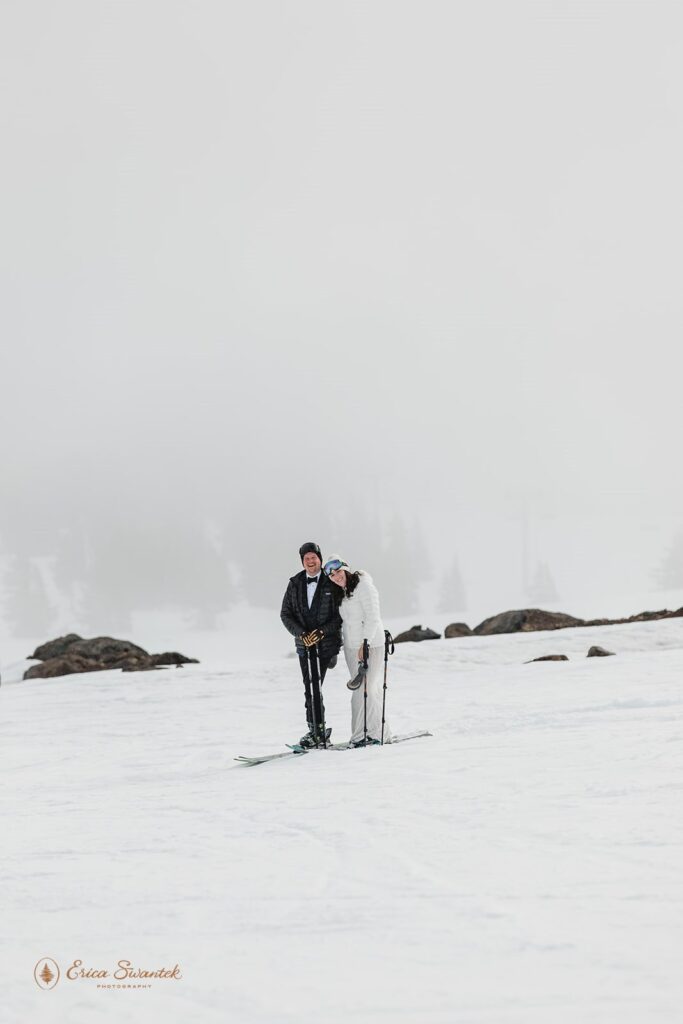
{"left": 350, "top": 737, "right": 381, "bottom": 748}
{"left": 298, "top": 726, "right": 332, "bottom": 749}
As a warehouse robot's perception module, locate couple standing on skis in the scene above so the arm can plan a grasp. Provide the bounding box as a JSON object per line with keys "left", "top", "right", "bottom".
{"left": 280, "top": 542, "right": 392, "bottom": 749}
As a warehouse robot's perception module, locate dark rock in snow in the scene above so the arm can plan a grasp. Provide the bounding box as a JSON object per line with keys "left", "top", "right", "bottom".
{"left": 444, "top": 622, "right": 473, "bottom": 638}
{"left": 583, "top": 608, "right": 683, "bottom": 627}
{"left": 151, "top": 651, "right": 200, "bottom": 667}
{"left": 439, "top": 604, "right": 683, "bottom": 642}
{"left": 474, "top": 609, "right": 584, "bottom": 635}
{"left": 587, "top": 646, "right": 615, "bottom": 657}
{"left": 525, "top": 654, "right": 569, "bottom": 663}
{"left": 120, "top": 656, "right": 167, "bottom": 673}
{"left": 30, "top": 634, "right": 83, "bottom": 661}
{"left": 24, "top": 655, "right": 103, "bottom": 679}
{"left": 67, "top": 636, "right": 149, "bottom": 662}
{"left": 23, "top": 634, "right": 199, "bottom": 680}
{"left": 394, "top": 625, "right": 441, "bottom": 644}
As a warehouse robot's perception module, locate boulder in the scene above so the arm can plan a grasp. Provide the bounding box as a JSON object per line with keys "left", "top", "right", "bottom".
{"left": 23, "top": 634, "right": 199, "bottom": 680}
{"left": 444, "top": 623, "right": 473, "bottom": 638}
{"left": 24, "top": 655, "right": 103, "bottom": 679}
{"left": 394, "top": 625, "right": 441, "bottom": 644}
{"left": 151, "top": 652, "right": 200, "bottom": 667}
{"left": 67, "top": 636, "right": 150, "bottom": 663}
{"left": 474, "top": 609, "right": 584, "bottom": 636}
{"left": 584, "top": 608, "right": 683, "bottom": 627}
{"left": 120, "top": 656, "right": 167, "bottom": 672}
{"left": 587, "top": 646, "right": 615, "bottom": 657}
{"left": 30, "top": 634, "right": 83, "bottom": 661}
{"left": 525, "top": 655, "right": 569, "bottom": 663}
{"left": 432, "top": 604, "right": 683, "bottom": 641}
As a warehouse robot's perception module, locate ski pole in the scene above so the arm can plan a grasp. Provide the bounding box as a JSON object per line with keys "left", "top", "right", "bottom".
{"left": 307, "top": 646, "right": 319, "bottom": 744}
{"left": 381, "top": 630, "right": 394, "bottom": 745}
{"left": 314, "top": 642, "right": 327, "bottom": 748}
{"left": 362, "top": 638, "right": 369, "bottom": 745}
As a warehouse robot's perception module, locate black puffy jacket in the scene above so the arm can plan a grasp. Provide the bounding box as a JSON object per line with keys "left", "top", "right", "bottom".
{"left": 280, "top": 571, "right": 342, "bottom": 659}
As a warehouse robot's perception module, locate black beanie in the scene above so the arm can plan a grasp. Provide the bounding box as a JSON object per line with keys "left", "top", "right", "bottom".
{"left": 299, "top": 542, "right": 322, "bottom": 564}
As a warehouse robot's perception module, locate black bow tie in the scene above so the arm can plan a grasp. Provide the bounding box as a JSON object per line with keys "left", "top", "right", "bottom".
{"left": 307, "top": 576, "right": 319, "bottom": 584}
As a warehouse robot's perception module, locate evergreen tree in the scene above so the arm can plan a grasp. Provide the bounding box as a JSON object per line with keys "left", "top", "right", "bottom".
{"left": 437, "top": 555, "right": 467, "bottom": 613}
{"left": 379, "top": 513, "right": 420, "bottom": 615}
{"left": 53, "top": 523, "right": 90, "bottom": 626}
{"left": 80, "top": 512, "right": 233, "bottom": 632}
{"left": 656, "top": 530, "right": 683, "bottom": 589}
{"left": 39, "top": 962, "right": 55, "bottom": 986}
{"left": 527, "top": 561, "right": 559, "bottom": 604}
{"left": 3, "top": 555, "right": 54, "bottom": 637}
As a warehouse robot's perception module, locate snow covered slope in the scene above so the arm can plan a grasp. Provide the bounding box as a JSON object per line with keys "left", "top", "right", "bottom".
{"left": 2, "top": 619, "right": 682, "bottom": 1023}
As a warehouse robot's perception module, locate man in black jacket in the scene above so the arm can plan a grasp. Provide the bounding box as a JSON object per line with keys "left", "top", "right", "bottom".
{"left": 280, "top": 541, "right": 342, "bottom": 748}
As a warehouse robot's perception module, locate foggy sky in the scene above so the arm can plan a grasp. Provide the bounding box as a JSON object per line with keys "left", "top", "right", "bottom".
{"left": 2, "top": 0, "right": 682, "bottom": 627}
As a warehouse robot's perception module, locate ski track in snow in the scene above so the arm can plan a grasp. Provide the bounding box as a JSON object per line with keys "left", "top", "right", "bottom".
{"left": 2, "top": 618, "right": 683, "bottom": 1023}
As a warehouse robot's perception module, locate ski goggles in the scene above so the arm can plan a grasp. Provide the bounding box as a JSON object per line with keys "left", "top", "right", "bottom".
{"left": 324, "top": 559, "right": 347, "bottom": 576}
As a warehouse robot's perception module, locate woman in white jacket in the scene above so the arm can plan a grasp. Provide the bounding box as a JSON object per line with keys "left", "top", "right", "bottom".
{"left": 323, "top": 555, "right": 392, "bottom": 746}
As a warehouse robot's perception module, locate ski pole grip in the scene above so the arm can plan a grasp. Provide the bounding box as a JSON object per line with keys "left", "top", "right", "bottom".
{"left": 362, "top": 639, "right": 369, "bottom": 667}
{"left": 384, "top": 630, "right": 394, "bottom": 656}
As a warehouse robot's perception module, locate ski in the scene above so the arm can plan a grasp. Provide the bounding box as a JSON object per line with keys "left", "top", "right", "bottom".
{"left": 234, "top": 747, "right": 307, "bottom": 767}
{"left": 235, "top": 730, "right": 432, "bottom": 767}
{"left": 306, "top": 730, "right": 432, "bottom": 752}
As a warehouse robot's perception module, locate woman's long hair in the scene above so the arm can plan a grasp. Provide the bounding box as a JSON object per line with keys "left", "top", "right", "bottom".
{"left": 331, "top": 569, "right": 361, "bottom": 603}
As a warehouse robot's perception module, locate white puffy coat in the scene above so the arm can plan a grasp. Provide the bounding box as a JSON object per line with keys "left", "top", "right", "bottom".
{"left": 339, "top": 571, "right": 385, "bottom": 650}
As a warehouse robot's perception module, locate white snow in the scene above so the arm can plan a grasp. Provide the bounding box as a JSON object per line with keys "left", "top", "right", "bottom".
{"left": 2, "top": 617, "right": 683, "bottom": 1022}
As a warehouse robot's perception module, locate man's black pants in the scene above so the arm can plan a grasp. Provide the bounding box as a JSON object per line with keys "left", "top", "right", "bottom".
{"left": 299, "top": 648, "right": 330, "bottom": 734}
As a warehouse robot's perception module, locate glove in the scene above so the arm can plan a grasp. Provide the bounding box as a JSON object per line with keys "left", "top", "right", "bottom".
{"left": 347, "top": 660, "right": 367, "bottom": 691}
{"left": 301, "top": 628, "right": 324, "bottom": 648}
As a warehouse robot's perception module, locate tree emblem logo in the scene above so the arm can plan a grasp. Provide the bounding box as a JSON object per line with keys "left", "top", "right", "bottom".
{"left": 34, "top": 958, "right": 60, "bottom": 989}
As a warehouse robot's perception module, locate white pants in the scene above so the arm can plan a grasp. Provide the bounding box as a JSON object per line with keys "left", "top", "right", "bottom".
{"left": 344, "top": 644, "right": 392, "bottom": 744}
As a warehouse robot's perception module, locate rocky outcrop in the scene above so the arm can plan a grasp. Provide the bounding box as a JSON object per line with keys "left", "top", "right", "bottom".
{"left": 24, "top": 655, "right": 104, "bottom": 680}
{"left": 468, "top": 605, "right": 683, "bottom": 638}
{"left": 444, "top": 622, "right": 473, "bottom": 638}
{"left": 525, "top": 654, "right": 569, "bottom": 663}
{"left": 150, "top": 651, "right": 200, "bottom": 667}
{"left": 583, "top": 608, "right": 683, "bottom": 627}
{"left": 474, "top": 609, "right": 583, "bottom": 636}
{"left": 31, "top": 634, "right": 83, "bottom": 661}
{"left": 394, "top": 625, "right": 441, "bottom": 644}
{"left": 24, "top": 634, "right": 199, "bottom": 681}
{"left": 45, "top": 636, "right": 149, "bottom": 662}
{"left": 587, "top": 646, "right": 615, "bottom": 657}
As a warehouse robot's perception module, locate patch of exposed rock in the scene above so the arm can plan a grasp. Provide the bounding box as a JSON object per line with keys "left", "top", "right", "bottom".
{"left": 474, "top": 609, "right": 583, "bottom": 635}
{"left": 32, "top": 634, "right": 84, "bottom": 660}
{"left": 24, "top": 634, "right": 199, "bottom": 681}
{"left": 471, "top": 605, "right": 683, "bottom": 637}
{"left": 444, "top": 623, "right": 473, "bottom": 639}
{"left": 394, "top": 625, "right": 441, "bottom": 644}
{"left": 587, "top": 646, "right": 615, "bottom": 657}
{"left": 525, "top": 654, "right": 569, "bottom": 663}
{"left": 583, "top": 608, "right": 683, "bottom": 627}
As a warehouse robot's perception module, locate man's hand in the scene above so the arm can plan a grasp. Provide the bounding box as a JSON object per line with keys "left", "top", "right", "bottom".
{"left": 302, "top": 628, "right": 324, "bottom": 648}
